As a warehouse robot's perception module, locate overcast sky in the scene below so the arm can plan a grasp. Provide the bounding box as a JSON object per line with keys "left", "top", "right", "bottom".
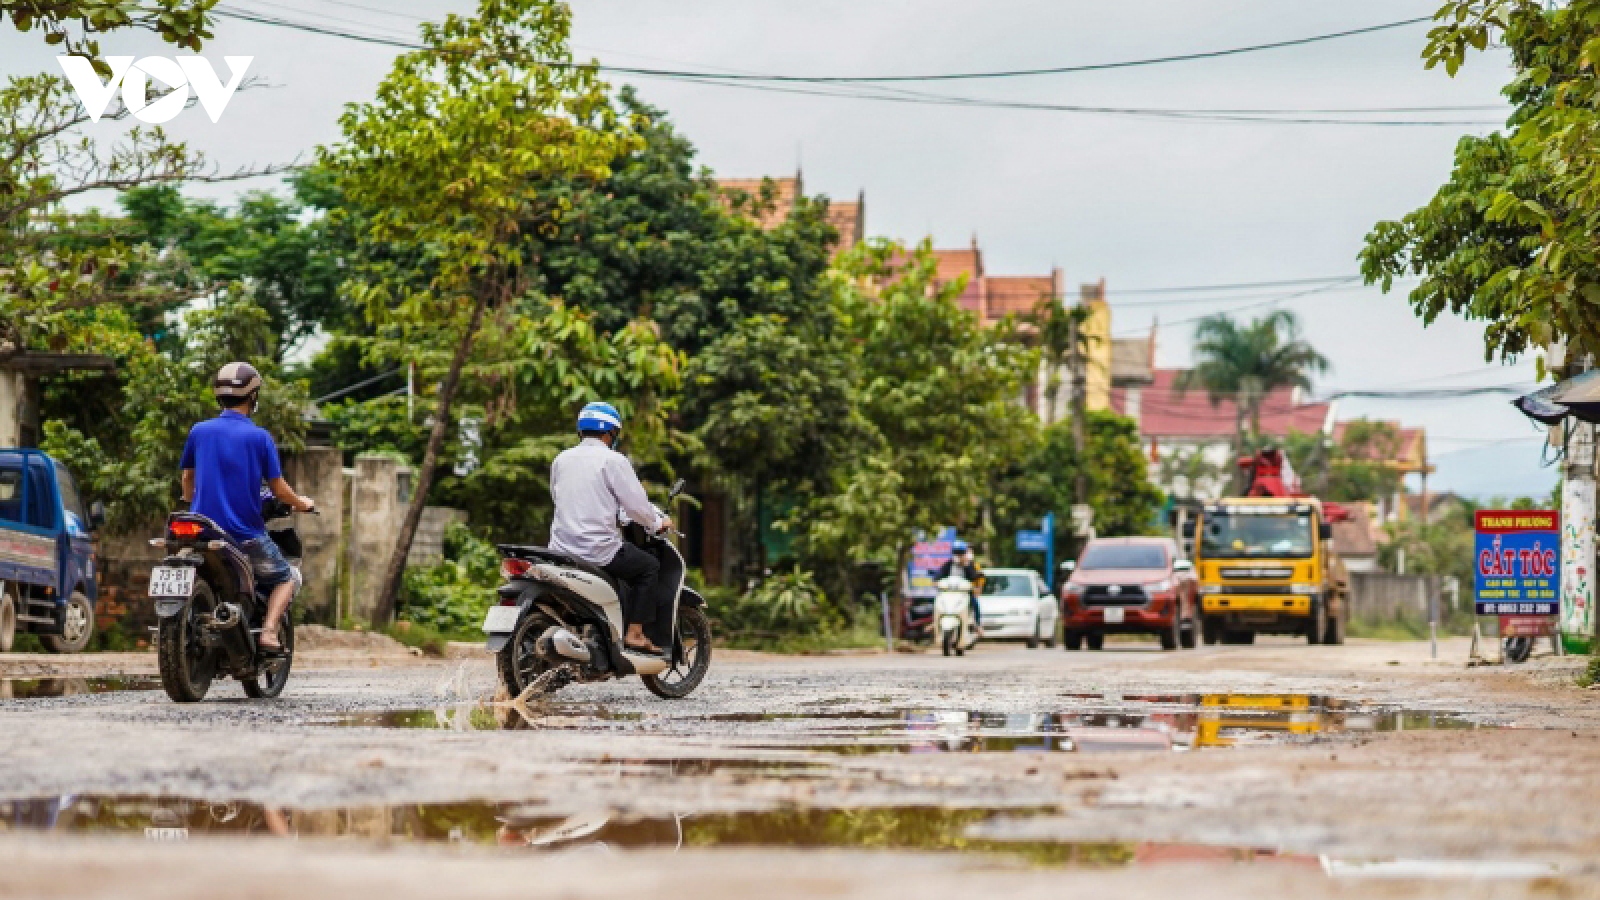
{"left": 1, "top": 1, "right": 1558, "bottom": 499}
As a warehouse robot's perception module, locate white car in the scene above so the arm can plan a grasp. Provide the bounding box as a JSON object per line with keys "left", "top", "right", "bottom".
{"left": 977, "top": 568, "right": 1059, "bottom": 648}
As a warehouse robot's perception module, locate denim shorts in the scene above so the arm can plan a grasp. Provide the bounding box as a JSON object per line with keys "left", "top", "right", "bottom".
{"left": 240, "top": 536, "right": 293, "bottom": 590}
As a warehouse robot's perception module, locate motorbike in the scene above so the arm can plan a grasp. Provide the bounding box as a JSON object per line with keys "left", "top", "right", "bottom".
{"left": 933, "top": 575, "right": 981, "bottom": 657}
{"left": 484, "top": 479, "right": 712, "bottom": 700}
{"left": 148, "top": 495, "right": 308, "bottom": 702}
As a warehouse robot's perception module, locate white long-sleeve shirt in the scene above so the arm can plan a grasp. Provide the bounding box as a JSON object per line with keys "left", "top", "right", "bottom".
{"left": 548, "top": 437, "right": 663, "bottom": 566}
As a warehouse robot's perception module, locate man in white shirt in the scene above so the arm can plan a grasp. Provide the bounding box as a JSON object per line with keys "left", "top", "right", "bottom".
{"left": 549, "top": 402, "right": 674, "bottom": 655}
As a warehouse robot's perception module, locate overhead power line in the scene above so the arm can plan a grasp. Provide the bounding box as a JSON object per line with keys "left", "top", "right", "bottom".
{"left": 211, "top": 8, "right": 1507, "bottom": 127}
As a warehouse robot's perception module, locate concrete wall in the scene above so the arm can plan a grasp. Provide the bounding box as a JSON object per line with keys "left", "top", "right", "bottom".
{"left": 282, "top": 446, "right": 343, "bottom": 622}
{"left": 1348, "top": 572, "right": 1442, "bottom": 623}
{"left": 410, "top": 506, "right": 468, "bottom": 567}
{"left": 94, "top": 523, "right": 166, "bottom": 635}
{"left": 348, "top": 455, "right": 406, "bottom": 623}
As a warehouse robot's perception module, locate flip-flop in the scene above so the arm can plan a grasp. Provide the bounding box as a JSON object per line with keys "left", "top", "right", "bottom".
{"left": 624, "top": 641, "right": 665, "bottom": 657}
{"left": 258, "top": 639, "right": 288, "bottom": 659}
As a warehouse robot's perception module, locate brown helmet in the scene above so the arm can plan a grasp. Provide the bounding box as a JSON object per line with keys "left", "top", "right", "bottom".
{"left": 213, "top": 361, "right": 262, "bottom": 401}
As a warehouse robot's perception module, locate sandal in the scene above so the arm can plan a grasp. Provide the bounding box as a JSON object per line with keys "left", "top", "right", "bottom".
{"left": 258, "top": 636, "right": 288, "bottom": 658}
{"left": 624, "top": 640, "right": 664, "bottom": 656}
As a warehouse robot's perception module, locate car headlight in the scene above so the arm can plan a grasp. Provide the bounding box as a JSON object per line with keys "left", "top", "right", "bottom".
{"left": 1147, "top": 579, "right": 1173, "bottom": 593}
{"left": 1198, "top": 584, "right": 1222, "bottom": 595}
{"left": 1290, "top": 584, "right": 1320, "bottom": 595}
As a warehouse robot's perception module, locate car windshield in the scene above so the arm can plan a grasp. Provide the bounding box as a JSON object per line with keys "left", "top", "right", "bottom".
{"left": 981, "top": 574, "right": 1035, "bottom": 597}
{"left": 1201, "top": 512, "right": 1314, "bottom": 559}
{"left": 1079, "top": 544, "right": 1167, "bottom": 570}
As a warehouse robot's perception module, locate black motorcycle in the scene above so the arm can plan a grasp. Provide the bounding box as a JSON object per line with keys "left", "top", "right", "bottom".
{"left": 148, "top": 497, "right": 306, "bottom": 702}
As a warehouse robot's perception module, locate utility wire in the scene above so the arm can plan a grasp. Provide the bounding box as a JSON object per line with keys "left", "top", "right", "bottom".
{"left": 313, "top": 368, "right": 401, "bottom": 404}
{"left": 210, "top": 9, "right": 1507, "bottom": 126}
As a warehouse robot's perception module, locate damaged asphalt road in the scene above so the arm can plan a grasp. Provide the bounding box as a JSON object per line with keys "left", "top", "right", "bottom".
{"left": 3, "top": 637, "right": 1600, "bottom": 899}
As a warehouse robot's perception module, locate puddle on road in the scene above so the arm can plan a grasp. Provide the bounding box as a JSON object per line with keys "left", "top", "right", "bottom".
{"left": 0, "top": 795, "right": 1306, "bottom": 869}
{"left": 720, "top": 694, "right": 1496, "bottom": 756}
{"left": 317, "top": 693, "right": 1497, "bottom": 757}
{"left": 0, "top": 676, "right": 162, "bottom": 700}
{"left": 327, "top": 704, "right": 644, "bottom": 731}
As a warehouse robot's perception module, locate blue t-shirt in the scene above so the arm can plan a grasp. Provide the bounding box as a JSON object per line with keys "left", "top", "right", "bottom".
{"left": 179, "top": 410, "right": 283, "bottom": 540}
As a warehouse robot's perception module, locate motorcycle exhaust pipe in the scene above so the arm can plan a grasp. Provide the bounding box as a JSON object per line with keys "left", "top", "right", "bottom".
{"left": 534, "top": 627, "right": 591, "bottom": 663}
{"left": 204, "top": 602, "right": 244, "bottom": 632}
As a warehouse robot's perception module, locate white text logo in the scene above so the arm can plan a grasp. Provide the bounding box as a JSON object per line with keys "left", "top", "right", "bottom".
{"left": 56, "top": 56, "right": 253, "bottom": 124}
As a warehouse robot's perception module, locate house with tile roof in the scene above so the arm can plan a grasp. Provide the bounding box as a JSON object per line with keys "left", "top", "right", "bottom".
{"left": 1330, "top": 419, "right": 1434, "bottom": 523}
{"left": 1111, "top": 369, "right": 1337, "bottom": 501}
{"left": 928, "top": 239, "right": 1115, "bottom": 420}
{"left": 715, "top": 172, "right": 865, "bottom": 252}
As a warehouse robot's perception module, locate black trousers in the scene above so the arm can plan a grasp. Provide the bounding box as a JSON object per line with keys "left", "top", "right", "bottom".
{"left": 603, "top": 542, "right": 671, "bottom": 631}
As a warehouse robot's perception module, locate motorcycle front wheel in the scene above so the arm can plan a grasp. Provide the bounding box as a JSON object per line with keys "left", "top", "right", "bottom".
{"left": 158, "top": 580, "right": 217, "bottom": 703}
{"left": 643, "top": 606, "right": 713, "bottom": 699}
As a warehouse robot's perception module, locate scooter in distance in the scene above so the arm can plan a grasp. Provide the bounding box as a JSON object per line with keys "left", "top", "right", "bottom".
{"left": 148, "top": 496, "right": 312, "bottom": 702}
{"left": 484, "top": 479, "right": 713, "bottom": 700}
{"left": 934, "top": 575, "right": 981, "bottom": 657}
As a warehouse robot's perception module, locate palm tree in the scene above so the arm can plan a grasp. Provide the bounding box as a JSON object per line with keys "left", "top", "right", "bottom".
{"left": 1175, "top": 310, "right": 1328, "bottom": 487}
{"left": 1027, "top": 294, "right": 1093, "bottom": 426}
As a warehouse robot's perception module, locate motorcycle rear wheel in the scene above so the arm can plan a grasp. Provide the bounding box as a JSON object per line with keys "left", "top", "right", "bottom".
{"left": 242, "top": 615, "right": 294, "bottom": 699}
{"left": 159, "top": 580, "right": 217, "bottom": 703}
{"left": 497, "top": 612, "right": 554, "bottom": 698}
{"left": 644, "top": 606, "right": 713, "bottom": 699}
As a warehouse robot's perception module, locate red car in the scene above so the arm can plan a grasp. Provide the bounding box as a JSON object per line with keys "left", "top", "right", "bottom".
{"left": 1059, "top": 537, "right": 1198, "bottom": 651}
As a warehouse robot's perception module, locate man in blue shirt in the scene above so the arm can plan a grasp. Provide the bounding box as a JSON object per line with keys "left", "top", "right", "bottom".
{"left": 180, "top": 362, "right": 314, "bottom": 654}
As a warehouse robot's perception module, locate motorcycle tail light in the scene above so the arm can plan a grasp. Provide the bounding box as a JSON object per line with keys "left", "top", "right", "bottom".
{"left": 169, "top": 521, "right": 203, "bottom": 539}
{"left": 500, "top": 557, "right": 534, "bottom": 580}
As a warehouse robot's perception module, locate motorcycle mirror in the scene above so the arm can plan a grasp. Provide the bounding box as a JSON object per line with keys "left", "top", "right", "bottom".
{"left": 668, "top": 478, "right": 686, "bottom": 500}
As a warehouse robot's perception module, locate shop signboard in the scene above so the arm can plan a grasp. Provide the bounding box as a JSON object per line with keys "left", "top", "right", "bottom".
{"left": 1474, "top": 510, "right": 1560, "bottom": 617}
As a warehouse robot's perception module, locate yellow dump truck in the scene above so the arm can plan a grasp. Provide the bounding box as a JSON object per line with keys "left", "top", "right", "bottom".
{"left": 1189, "top": 496, "right": 1348, "bottom": 645}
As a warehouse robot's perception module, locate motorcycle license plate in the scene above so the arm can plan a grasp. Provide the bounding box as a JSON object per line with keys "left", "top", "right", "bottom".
{"left": 148, "top": 566, "right": 196, "bottom": 598}
{"left": 482, "top": 605, "right": 520, "bottom": 634}
{"left": 1102, "top": 607, "right": 1125, "bottom": 624}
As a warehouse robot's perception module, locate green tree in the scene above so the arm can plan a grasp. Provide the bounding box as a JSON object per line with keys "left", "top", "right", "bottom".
{"left": 2, "top": 1, "right": 215, "bottom": 58}
{"left": 794, "top": 240, "right": 1034, "bottom": 592}
{"left": 321, "top": 0, "right": 638, "bottom": 621}
{"left": 536, "top": 90, "right": 839, "bottom": 356}
{"left": 1025, "top": 292, "right": 1091, "bottom": 427}
{"left": 1175, "top": 310, "right": 1328, "bottom": 489}
{"left": 41, "top": 297, "right": 308, "bottom": 532}
{"left": 1361, "top": 1, "right": 1600, "bottom": 364}
{"left": 990, "top": 413, "right": 1164, "bottom": 568}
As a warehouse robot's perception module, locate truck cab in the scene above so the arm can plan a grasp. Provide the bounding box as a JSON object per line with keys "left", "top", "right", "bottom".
{"left": 0, "top": 449, "right": 103, "bottom": 653}
{"left": 1191, "top": 496, "right": 1347, "bottom": 645}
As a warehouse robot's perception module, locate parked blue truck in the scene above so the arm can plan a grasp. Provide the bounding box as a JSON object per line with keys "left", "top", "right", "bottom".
{"left": 0, "top": 449, "right": 103, "bottom": 653}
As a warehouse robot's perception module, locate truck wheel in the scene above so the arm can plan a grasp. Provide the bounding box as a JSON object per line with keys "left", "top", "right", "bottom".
{"left": 1325, "top": 612, "right": 1345, "bottom": 645}
{"left": 1085, "top": 633, "right": 1104, "bottom": 651}
{"left": 1063, "top": 631, "right": 1082, "bottom": 651}
{"left": 0, "top": 589, "right": 14, "bottom": 652}
{"left": 41, "top": 592, "right": 93, "bottom": 654}
{"left": 1201, "top": 617, "right": 1221, "bottom": 645}
{"left": 1179, "top": 614, "right": 1197, "bottom": 649}
{"left": 1306, "top": 599, "right": 1328, "bottom": 645}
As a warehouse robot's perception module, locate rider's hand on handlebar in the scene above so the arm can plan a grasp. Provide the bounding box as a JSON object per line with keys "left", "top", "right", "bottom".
{"left": 657, "top": 516, "right": 674, "bottom": 534}
{"left": 294, "top": 496, "right": 317, "bottom": 514}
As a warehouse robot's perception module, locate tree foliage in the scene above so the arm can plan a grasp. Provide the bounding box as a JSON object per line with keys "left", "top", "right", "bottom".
{"left": 1363, "top": 1, "right": 1600, "bottom": 364}
{"left": 2, "top": 0, "right": 215, "bottom": 59}
{"left": 41, "top": 298, "right": 308, "bottom": 531}
{"left": 1175, "top": 310, "right": 1328, "bottom": 483}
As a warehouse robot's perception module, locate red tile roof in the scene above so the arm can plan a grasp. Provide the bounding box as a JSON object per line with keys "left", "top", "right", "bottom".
{"left": 1112, "top": 368, "right": 1333, "bottom": 439}
{"left": 1331, "top": 420, "right": 1429, "bottom": 472}
{"left": 716, "top": 176, "right": 799, "bottom": 230}
{"left": 986, "top": 276, "right": 1055, "bottom": 319}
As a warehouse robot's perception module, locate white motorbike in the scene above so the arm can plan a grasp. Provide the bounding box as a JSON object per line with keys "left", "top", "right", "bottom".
{"left": 482, "top": 480, "right": 712, "bottom": 700}
{"left": 933, "top": 575, "right": 981, "bottom": 657}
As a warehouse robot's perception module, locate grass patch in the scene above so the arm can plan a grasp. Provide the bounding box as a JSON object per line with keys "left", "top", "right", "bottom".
{"left": 717, "top": 620, "right": 887, "bottom": 655}
{"left": 382, "top": 620, "right": 466, "bottom": 658}
{"left": 1580, "top": 657, "right": 1600, "bottom": 689}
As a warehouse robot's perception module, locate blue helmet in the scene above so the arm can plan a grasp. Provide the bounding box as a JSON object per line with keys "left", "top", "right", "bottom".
{"left": 577, "top": 401, "right": 623, "bottom": 435}
{"left": 952, "top": 540, "right": 970, "bottom": 554}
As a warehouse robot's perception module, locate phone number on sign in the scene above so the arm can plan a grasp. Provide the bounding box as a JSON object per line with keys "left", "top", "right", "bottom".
{"left": 1481, "top": 602, "right": 1557, "bottom": 615}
